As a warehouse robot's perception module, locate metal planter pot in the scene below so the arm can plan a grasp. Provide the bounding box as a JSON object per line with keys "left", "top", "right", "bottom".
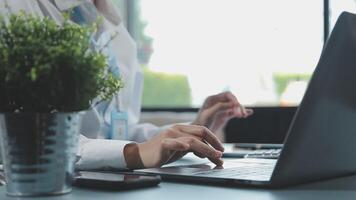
{"left": 0, "top": 112, "right": 81, "bottom": 197}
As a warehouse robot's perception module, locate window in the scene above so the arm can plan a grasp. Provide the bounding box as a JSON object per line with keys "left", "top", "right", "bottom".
{"left": 330, "top": 0, "right": 356, "bottom": 33}
{"left": 113, "top": 0, "right": 326, "bottom": 108}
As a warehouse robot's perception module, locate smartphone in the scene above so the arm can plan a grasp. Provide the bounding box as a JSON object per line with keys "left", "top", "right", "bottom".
{"left": 74, "top": 171, "right": 161, "bottom": 190}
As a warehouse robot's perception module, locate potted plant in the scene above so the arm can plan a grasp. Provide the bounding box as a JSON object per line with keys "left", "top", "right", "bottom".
{"left": 0, "top": 13, "right": 122, "bottom": 196}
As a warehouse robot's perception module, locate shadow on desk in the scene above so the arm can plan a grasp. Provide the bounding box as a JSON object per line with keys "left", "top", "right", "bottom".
{"left": 289, "top": 174, "right": 356, "bottom": 191}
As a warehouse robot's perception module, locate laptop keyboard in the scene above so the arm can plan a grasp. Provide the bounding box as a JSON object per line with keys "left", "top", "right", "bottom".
{"left": 244, "top": 149, "right": 281, "bottom": 159}
{"left": 223, "top": 147, "right": 282, "bottom": 159}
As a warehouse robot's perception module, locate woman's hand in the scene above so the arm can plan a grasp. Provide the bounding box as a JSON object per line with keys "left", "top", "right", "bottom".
{"left": 124, "top": 125, "right": 224, "bottom": 169}
{"left": 192, "top": 92, "right": 253, "bottom": 133}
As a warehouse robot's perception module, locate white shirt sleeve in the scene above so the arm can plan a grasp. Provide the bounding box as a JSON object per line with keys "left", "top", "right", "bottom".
{"left": 75, "top": 135, "right": 132, "bottom": 170}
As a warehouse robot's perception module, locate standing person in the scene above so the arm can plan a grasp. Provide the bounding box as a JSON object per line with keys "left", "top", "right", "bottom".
{"left": 0, "top": 0, "right": 253, "bottom": 169}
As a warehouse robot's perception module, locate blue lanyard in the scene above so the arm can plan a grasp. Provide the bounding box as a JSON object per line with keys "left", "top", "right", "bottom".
{"left": 71, "top": 6, "right": 86, "bottom": 25}
{"left": 70, "top": 2, "right": 98, "bottom": 25}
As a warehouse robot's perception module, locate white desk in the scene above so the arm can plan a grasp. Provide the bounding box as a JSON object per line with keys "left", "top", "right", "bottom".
{"left": 1, "top": 175, "right": 356, "bottom": 200}
{"left": 1, "top": 155, "right": 356, "bottom": 200}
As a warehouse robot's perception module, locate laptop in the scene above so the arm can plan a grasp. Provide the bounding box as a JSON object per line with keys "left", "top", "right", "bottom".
{"left": 136, "top": 12, "right": 356, "bottom": 187}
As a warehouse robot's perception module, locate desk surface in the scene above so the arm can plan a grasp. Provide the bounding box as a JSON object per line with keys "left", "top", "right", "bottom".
{"left": 2, "top": 175, "right": 356, "bottom": 200}
{"left": 1, "top": 155, "right": 356, "bottom": 200}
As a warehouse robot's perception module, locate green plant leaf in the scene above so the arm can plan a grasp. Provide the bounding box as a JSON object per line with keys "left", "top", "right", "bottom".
{"left": 0, "top": 13, "right": 123, "bottom": 112}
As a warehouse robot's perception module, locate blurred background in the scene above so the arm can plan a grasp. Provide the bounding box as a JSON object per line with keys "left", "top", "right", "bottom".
{"left": 112, "top": 0, "right": 356, "bottom": 142}
{"left": 113, "top": 0, "right": 356, "bottom": 108}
